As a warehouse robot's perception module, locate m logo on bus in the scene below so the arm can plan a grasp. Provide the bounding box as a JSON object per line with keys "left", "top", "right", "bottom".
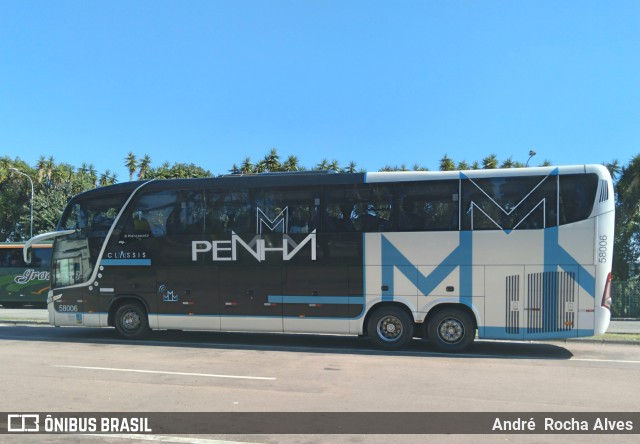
{"left": 191, "top": 206, "right": 317, "bottom": 262}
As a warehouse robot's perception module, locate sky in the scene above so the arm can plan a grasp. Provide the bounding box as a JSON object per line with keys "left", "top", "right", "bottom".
{"left": 1, "top": 0, "right": 639, "bottom": 180}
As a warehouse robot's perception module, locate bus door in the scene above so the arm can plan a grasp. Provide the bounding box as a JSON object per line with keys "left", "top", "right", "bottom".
{"left": 219, "top": 266, "right": 283, "bottom": 332}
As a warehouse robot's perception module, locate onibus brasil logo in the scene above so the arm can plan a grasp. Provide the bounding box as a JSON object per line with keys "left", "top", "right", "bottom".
{"left": 192, "top": 207, "right": 316, "bottom": 262}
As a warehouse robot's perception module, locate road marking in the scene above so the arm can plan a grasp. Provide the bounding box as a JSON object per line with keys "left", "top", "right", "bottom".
{"left": 53, "top": 365, "right": 276, "bottom": 380}
{"left": 570, "top": 358, "right": 640, "bottom": 364}
{"left": 88, "top": 434, "right": 261, "bottom": 444}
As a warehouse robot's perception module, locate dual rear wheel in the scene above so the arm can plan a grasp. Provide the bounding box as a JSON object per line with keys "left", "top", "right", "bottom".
{"left": 368, "top": 306, "right": 475, "bottom": 352}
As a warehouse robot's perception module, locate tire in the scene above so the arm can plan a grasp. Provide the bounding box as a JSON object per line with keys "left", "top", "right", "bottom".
{"left": 427, "top": 308, "right": 475, "bottom": 352}
{"left": 114, "top": 302, "right": 150, "bottom": 339}
{"left": 368, "top": 306, "right": 414, "bottom": 350}
{"left": 1, "top": 302, "right": 22, "bottom": 309}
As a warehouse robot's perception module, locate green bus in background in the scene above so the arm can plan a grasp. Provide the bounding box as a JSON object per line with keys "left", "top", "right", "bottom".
{"left": 0, "top": 243, "right": 51, "bottom": 308}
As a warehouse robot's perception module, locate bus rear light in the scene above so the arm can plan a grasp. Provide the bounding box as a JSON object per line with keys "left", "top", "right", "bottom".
{"left": 601, "top": 272, "right": 612, "bottom": 309}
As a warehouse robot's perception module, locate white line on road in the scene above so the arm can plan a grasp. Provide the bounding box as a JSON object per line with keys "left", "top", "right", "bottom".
{"left": 570, "top": 358, "right": 640, "bottom": 364}
{"left": 87, "top": 434, "right": 261, "bottom": 444}
{"left": 53, "top": 365, "right": 276, "bottom": 380}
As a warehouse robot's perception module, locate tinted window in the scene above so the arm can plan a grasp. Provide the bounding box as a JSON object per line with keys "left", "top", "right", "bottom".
{"left": 397, "top": 181, "right": 459, "bottom": 231}
{"left": 461, "top": 175, "right": 558, "bottom": 231}
{"left": 0, "top": 247, "right": 49, "bottom": 268}
{"left": 60, "top": 194, "right": 128, "bottom": 234}
{"left": 31, "top": 248, "right": 52, "bottom": 267}
{"left": 324, "top": 185, "right": 392, "bottom": 232}
{"left": 0, "top": 249, "right": 24, "bottom": 267}
{"left": 205, "top": 189, "right": 252, "bottom": 235}
{"left": 124, "top": 190, "right": 205, "bottom": 238}
{"left": 559, "top": 174, "right": 598, "bottom": 225}
{"left": 253, "top": 187, "right": 319, "bottom": 235}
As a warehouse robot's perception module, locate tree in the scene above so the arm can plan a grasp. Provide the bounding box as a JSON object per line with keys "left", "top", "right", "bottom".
{"left": 482, "top": 154, "right": 498, "bottom": 169}
{"left": 138, "top": 155, "right": 152, "bottom": 180}
{"left": 147, "top": 162, "right": 211, "bottom": 179}
{"left": 439, "top": 155, "right": 455, "bottom": 171}
{"left": 316, "top": 159, "right": 329, "bottom": 171}
{"left": 501, "top": 157, "right": 515, "bottom": 168}
{"left": 240, "top": 157, "right": 253, "bottom": 174}
{"left": 344, "top": 161, "right": 358, "bottom": 173}
{"left": 613, "top": 155, "right": 640, "bottom": 279}
{"left": 263, "top": 148, "right": 281, "bottom": 172}
{"left": 457, "top": 160, "right": 470, "bottom": 170}
{"left": 282, "top": 155, "right": 300, "bottom": 172}
{"left": 125, "top": 152, "right": 138, "bottom": 181}
{"left": 605, "top": 159, "right": 621, "bottom": 181}
{"left": 99, "top": 170, "right": 116, "bottom": 186}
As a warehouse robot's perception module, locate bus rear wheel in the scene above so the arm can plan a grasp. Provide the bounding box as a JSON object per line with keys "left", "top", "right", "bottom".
{"left": 427, "top": 308, "right": 475, "bottom": 352}
{"left": 368, "top": 306, "right": 413, "bottom": 350}
{"left": 114, "top": 302, "right": 150, "bottom": 339}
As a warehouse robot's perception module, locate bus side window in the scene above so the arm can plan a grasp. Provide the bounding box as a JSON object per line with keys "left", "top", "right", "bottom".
{"left": 205, "top": 189, "right": 252, "bottom": 235}
{"left": 559, "top": 174, "right": 599, "bottom": 225}
{"left": 124, "top": 190, "right": 180, "bottom": 239}
{"left": 324, "top": 185, "right": 392, "bottom": 232}
{"left": 397, "top": 181, "right": 458, "bottom": 231}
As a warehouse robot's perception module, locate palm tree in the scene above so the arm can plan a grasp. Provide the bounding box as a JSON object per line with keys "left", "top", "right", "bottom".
{"left": 482, "top": 154, "right": 498, "bottom": 169}
{"left": 457, "top": 160, "right": 470, "bottom": 170}
{"left": 138, "top": 155, "right": 152, "bottom": 180}
{"left": 328, "top": 160, "right": 340, "bottom": 172}
{"left": 263, "top": 148, "right": 281, "bottom": 172}
{"left": 344, "top": 161, "right": 358, "bottom": 174}
{"left": 316, "top": 159, "right": 329, "bottom": 171}
{"left": 87, "top": 164, "right": 97, "bottom": 187}
{"left": 439, "top": 155, "right": 455, "bottom": 171}
{"left": 240, "top": 157, "right": 253, "bottom": 174}
{"left": 253, "top": 160, "right": 267, "bottom": 173}
{"left": 605, "top": 159, "right": 621, "bottom": 181}
{"left": 282, "top": 155, "right": 300, "bottom": 172}
{"left": 99, "top": 170, "right": 112, "bottom": 186}
{"left": 125, "top": 152, "right": 138, "bottom": 181}
{"left": 501, "top": 157, "right": 515, "bottom": 168}
{"left": 36, "top": 156, "right": 47, "bottom": 183}
{"left": 45, "top": 156, "right": 55, "bottom": 182}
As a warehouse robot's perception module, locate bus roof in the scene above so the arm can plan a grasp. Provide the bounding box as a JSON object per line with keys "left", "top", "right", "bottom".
{"left": 67, "top": 164, "right": 610, "bottom": 201}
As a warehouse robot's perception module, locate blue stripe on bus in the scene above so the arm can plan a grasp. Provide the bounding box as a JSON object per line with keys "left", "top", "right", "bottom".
{"left": 481, "top": 326, "right": 593, "bottom": 340}
{"left": 268, "top": 295, "right": 365, "bottom": 305}
{"left": 101, "top": 259, "right": 152, "bottom": 266}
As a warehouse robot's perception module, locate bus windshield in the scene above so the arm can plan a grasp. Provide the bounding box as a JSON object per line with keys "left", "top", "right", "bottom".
{"left": 53, "top": 194, "right": 129, "bottom": 288}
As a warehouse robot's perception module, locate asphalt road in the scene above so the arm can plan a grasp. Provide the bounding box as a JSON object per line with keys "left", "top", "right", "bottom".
{"left": 0, "top": 323, "right": 639, "bottom": 444}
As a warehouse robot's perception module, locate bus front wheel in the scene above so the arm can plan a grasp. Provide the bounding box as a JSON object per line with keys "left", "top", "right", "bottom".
{"left": 114, "top": 302, "right": 150, "bottom": 339}
{"left": 368, "top": 306, "right": 414, "bottom": 350}
{"left": 427, "top": 308, "right": 475, "bottom": 352}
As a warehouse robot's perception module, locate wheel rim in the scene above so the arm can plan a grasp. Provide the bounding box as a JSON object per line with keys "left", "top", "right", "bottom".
{"left": 121, "top": 309, "right": 142, "bottom": 332}
{"left": 437, "top": 317, "right": 465, "bottom": 344}
{"left": 376, "top": 315, "right": 404, "bottom": 342}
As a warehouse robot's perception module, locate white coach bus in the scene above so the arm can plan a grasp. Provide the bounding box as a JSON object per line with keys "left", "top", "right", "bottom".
{"left": 24, "top": 165, "right": 614, "bottom": 351}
